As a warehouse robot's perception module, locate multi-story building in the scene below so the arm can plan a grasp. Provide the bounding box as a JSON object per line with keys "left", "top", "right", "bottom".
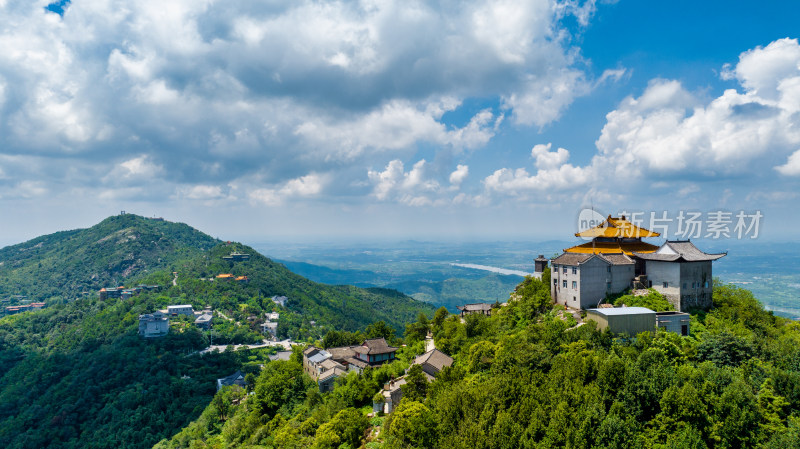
{"left": 551, "top": 252, "right": 635, "bottom": 310}
{"left": 138, "top": 312, "right": 169, "bottom": 338}
{"left": 633, "top": 240, "right": 725, "bottom": 310}
{"left": 550, "top": 214, "right": 725, "bottom": 311}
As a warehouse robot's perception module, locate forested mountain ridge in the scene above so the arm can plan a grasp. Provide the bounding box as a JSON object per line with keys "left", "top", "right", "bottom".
{"left": 0, "top": 213, "right": 433, "bottom": 334}
{"left": 0, "top": 214, "right": 435, "bottom": 449}
{"left": 0, "top": 214, "right": 218, "bottom": 301}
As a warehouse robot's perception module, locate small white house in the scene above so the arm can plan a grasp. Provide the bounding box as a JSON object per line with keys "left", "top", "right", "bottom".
{"left": 167, "top": 305, "right": 194, "bottom": 317}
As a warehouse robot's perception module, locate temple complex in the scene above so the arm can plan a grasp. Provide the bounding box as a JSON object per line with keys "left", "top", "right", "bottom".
{"left": 550, "top": 215, "right": 726, "bottom": 311}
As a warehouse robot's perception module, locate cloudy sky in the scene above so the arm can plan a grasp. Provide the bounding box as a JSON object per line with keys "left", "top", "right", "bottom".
{"left": 1, "top": 0, "right": 799, "bottom": 244}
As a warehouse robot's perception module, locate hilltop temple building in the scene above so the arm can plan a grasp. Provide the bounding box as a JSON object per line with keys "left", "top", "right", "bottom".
{"left": 550, "top": 215, "right": 726, "bottom": 312}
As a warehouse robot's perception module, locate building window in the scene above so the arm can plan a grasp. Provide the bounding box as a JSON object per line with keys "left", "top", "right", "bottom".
{"left": 563, "top": 266, "right": 567, "bottom": 274}
{"left": 563, "top": 280, "right": 567, "bottom": 288}
{"left": 607, "top": 266, "right": 611, "bottom": 272}
{"left": 573, "top": 296, "right": 576, "bottom": 302}
{"left": 553, "top": 279, "right": 557, "bottom": 285}
{"left": 572, "top": 281, "right": 577, "bottom": 289}
{"left": 606, "top": 282, "right": 611, "bottom": 289}
{"left": 704, "top": 281, "right": 709, "bottom": 288}
{"left": 683, "top": 282, "right": 687, "bottom": 289}
{"left": 691, "top": 282, "right": 695, "bottom": 288}
{"left": 681, "top": 325, "right": 688, "bottom": 336}
{"left": 663, "top": 282, "right": 669, "bottom": 288}
{"left": 572, "top": 267, "right": 577, "bottom": 275}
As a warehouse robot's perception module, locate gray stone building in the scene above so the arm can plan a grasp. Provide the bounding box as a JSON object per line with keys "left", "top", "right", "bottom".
{"left": 634, "top": 241, "right": 726, "bottom": 311}
{"left": 138, "top": 311, "right": 169, "bottom": 338}
{"left": 550, "top": 253, "right": 635, "bottom": 309}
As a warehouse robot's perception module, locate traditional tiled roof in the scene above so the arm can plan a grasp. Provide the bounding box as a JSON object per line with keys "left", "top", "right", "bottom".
{"left": 563, "top": 240, "right": 660, "bottom": 255}
{"left": 328, "top": 346, "right": 357, "bottom": 361}
{"left": 217, "top": 371, "right": 246, "bottom": 388}
{"left": 319, "top": 366, "right": 347, "bottom": 382}
{"left": 633, "top": 240, "right": 727, "bottom": 262}
{"left": 355, "top": 338, "right": 397, "bottom": 355}
{"left": 344, "top": 357, "right": 369, "bottom": 369}
{"left": 320, "top": 358, "right": 343, "bottom": 370}
{"left": 303, "top": 346, "right": 320, "bottom": 356}
{"left": 552, "top": 253, "right": 594, "bottom": 266}
{"left": 456, "top": 303, "right": 493, "bottom": 312}
{"left": 575, "top": 215, "right": 661, "bottom": 238}
{"left": 414, "top": 349, "right": 453, "bottom": 374}
{"left": 597, "top": 253, "right": 635, "bottom": 265}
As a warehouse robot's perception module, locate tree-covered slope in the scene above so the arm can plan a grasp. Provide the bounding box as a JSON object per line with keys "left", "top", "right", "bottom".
{"left": 0, "top": 214, "right": 434, "bottom": 449}
{"left": 0, "top": 214, "right": 218, "bottom": 301}
{"left": 0, "top": 292, "right": 248, "bottom": 449}
{"left": 158, "top": 275, "right": 800, "bottom": 449}
{"left": 170, "top": 242, "right": 436, "bottom": 337}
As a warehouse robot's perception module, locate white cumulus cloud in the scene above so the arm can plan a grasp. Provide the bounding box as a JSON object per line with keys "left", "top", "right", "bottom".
{"left": 449, "top": 165, "right": 469, "bottom": 186}
{"left": 776, "top": 149, "right": 800, "bottom": 176}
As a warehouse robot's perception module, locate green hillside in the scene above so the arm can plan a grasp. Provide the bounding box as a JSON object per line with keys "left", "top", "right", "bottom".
{"left": 0, "top": 215, "right": 434, "bottom": 449}
{"left": 0, "top": 214, "right": 217, "bottom": 302}
{"left": 154, "top": 276, "right": 800, "bottom": 449}
{"left": 171, "top": 242, "right": 435, "bottom": 338}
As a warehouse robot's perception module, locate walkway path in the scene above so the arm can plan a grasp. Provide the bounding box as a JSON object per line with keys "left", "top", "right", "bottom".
{"left": 197, "top": 338, "right": 298, "bottom": 355}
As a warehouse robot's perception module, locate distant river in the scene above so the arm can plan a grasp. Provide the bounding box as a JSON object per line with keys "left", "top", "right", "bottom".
{"left": 451, "top": 263, "right": 530, "bottom": 277}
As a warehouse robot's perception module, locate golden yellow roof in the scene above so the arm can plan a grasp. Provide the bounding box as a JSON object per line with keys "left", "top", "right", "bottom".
{"left": 564, "top": 240, "right": 659, "bottom": 256}
{"left": 575, "top": 215, "right": 661, "bottom": 238}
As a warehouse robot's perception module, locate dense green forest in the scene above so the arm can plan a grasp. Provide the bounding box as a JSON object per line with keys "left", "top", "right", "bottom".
{"left": 156, "top": 273, "right": 800, "bottom": 449}
{"left": 0, "top": 214, "right": 434, "bottom": 449}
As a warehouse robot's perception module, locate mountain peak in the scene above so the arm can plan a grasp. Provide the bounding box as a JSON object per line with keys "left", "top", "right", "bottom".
{"left": 0, "top": 214, "right": 219, "bottom": 301}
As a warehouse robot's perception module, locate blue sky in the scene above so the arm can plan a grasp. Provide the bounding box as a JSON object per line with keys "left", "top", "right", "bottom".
{"left": 0, "top": 0, "right": 799, "bottom": 244}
